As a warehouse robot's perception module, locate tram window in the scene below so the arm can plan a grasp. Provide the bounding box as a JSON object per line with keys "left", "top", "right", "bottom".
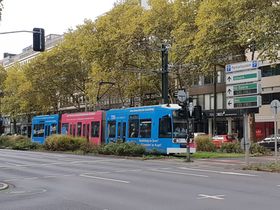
{"left": 62, "top": 123, "right": 69, "bottom": 134}
{"left": 33, "top": 124, "right": 44, "bottom": 137}
{"left": 159, "top": 115, "right": 172, "bottom": 138}
{"left": 91, "top": 121, "right": 100, "bottom": 137}
{"left": 77, "top": 122, "right": 82, "bottom": 136}
{"left": 140, "top": 119, "right": 152, "bottom": 138}
{"left": 51, "top": 124, "right": 57, "bottom": 134}
{"left": 129, "top": 116, "right": 139, "bottom": 138}
{"left": 108, "top": 121, "right": 116, "bottom": 138}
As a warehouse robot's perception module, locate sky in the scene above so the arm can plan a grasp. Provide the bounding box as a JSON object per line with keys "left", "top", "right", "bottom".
{"left": 0, "top": 0, "right": 117, "bottom": 59}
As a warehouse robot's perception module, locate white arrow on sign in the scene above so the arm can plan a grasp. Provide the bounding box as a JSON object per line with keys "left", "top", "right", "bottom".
{"left": 226, "top": 86, "right": 233, "bottom": 97}
{"left": 226, "top": 98, "right": 234, "bottom": 109}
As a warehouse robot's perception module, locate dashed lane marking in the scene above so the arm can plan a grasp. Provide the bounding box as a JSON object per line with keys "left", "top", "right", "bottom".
{"left": 179, "top": 167, "right": 257, "bottom": 177}
{"left": 80, "top": 174, "right": 130, "bottom": 184}
{"left": 197, "top": 194, "right": 225, "bottom": 200}
{"left": 151, "top": 169, "right": 209, "bottom": 178}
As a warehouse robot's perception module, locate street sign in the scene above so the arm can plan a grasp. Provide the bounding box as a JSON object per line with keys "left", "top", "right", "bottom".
{"left": 226, "top": 69, "right": 261, "bottom": 85}
{"left": 270, "top": 100, "right": 280, "bottom": 115}
{"left": 226, "top": 82, "right": 261, "bottom": 97}
{"left": 177, "top": 90, "right": 187, "bottom": 102}
{"left": 225, "top": 60, "right": 259, "bottom": 73}
{"left": 226, "top": 95, "right": 262, "bottom": 109}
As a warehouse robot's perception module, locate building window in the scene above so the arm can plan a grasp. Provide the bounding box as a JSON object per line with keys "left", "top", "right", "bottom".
{"left": 198, "top": 95, "right": 204, "bottom": 109}
{"left": 261, "top": 64, "right": 280, "bottom": 77}
{"left": 204, "top": 75, "right": 213, "bottom": 85}
{"left": 204, "top": 94, "right": 210, "bottom": 110}
{"left": 261, "top": 92, "right": 280, "bottom": 105}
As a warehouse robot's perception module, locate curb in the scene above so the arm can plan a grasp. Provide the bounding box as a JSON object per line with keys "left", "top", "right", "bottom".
{"left": 0, "top": 182, "right": 9, "bottom": 191}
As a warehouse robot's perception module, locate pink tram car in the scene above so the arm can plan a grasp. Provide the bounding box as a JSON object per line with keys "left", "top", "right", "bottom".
{"left": 60, "top": 111, "right": 104, "bottom": 144}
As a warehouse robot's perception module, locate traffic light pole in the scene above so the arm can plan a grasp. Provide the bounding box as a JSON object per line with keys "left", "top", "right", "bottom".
{"left": 162, "top": 44, "right": 169, "bottom": 104}
{"left": 184, "top": 101, "right": 191, "bottom": 162}
{"left": 0, "top": 28, "right": 45, "bottom": 52}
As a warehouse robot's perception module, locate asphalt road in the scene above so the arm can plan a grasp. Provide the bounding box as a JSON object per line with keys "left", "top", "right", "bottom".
{"left": 0, "top": 149, "right": 279, "bottom": 210}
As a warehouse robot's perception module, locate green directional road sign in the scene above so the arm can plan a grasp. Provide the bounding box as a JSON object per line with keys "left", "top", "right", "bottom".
{"left": 226, "top": 69, "right": 261, "bottom": 85}
{"left": 227, "top": 95, "right": 261, "bottom": 109}
{"left": 226, "top": 82, "right": 261, "bottom": 97}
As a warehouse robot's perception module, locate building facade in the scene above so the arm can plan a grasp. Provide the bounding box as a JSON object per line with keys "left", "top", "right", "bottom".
{"left": 189, "top": 60, "right": 280, "bottom": 141}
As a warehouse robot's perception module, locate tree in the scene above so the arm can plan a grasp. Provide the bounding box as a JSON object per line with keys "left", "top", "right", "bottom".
{"left": 0, "top": 0, "right": 3, "bottom": 20}
{"left": 0, "top": 65, "right": 6, "bottom": 91}
{"left": 86, "top": 0, "right": 161, "bottom": 106}
{"left": 170, "top": 0, "right": 202, "bottom": 91}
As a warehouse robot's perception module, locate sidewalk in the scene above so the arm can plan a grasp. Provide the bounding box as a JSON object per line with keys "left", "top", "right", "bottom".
{"left": 192, "top": 155, "right": 280, "bottom": 170}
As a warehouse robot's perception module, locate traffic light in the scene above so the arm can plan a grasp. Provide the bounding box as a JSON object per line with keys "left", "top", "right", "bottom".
{"left": 178, "top": 108, "right": 187, "bottom": 118}
{"left": 33, "top": 28, "right": 45, "bottom": 52}
{"left": 194, "top": 105, "right": 202, "bottom": 121}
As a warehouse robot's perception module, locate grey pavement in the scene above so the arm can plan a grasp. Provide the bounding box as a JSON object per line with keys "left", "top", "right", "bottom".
{"left": 0, "top": 149, "right": 280, "bottom": 210}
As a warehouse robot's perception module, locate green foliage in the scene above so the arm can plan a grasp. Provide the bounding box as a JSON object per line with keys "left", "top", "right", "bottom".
{"left": 0, "top": 135, "right": 40, "bottom": 150}
{"left": 249, "top": 143, "right": 269, "bottom": 155}
{"left": 244, "top": 162, "right": 280, "bottom": 173}
{"left": 195, "top": 135, "right": 216, "bottom": 152}
{"left": 80, "top": 141, "right": 102, "bottom": 154}
{"left": 99, "top": 142, "right": 146, "bottom": 156}
{"left": 44, "top": 135, "right": 87, "bottom": 151}
{"left": 191, "top": 152, "right": 244, "bottom": 159}
{"left": 220, "top": 142, "right": 243, "bottom": 153}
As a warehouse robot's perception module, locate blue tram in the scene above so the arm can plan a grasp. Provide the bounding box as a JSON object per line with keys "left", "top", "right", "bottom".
{"left": 31, "top": 114, "right": 60, "bottom": 144}
{"left": 105, "top": 104, "right": 196, "bottom": 154}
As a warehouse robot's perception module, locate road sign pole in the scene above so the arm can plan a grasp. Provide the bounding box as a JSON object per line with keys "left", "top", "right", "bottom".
{"left": 243, "top": 112, "right": 250, "bottom": 165}
{"left": 274, "top": 111, "right": 278, "bottom": 162}
{"left": 270, "top": 100, "right": 280, "bottom": 163}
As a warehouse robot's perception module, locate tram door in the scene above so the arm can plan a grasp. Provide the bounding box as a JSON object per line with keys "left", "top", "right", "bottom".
{"left": 83, "top": 124, "right": 90, "bottom": 140}
{"left": 117, "top": 122, "right": 126, "bottom": 142}
{"left": 45, "top": 125, "right": 50, "bottom": 138}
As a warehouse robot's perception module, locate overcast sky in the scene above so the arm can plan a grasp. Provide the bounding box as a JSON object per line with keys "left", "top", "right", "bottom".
{"left": 0, "top": 0, "right": 116, "bottom": 59}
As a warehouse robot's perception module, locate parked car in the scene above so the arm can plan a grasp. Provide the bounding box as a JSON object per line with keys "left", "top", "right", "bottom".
{"left": 212, "top": 134, "right": 237, "bottom": 148}
{"left": 257, "top": 135, "right": 280, "bottom": 151}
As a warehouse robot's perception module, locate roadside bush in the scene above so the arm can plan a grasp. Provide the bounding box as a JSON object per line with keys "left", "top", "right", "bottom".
{"left": 80, "top": 141, "right": 102, "bottom": 154}
{"left": 249, "top": 143, "right": 269, "bottom": 155}
{"left": 100, "top": 142, "right": 146, "bottom": 156}
{"left": 44, "top": 135, "right": 87, "bottom": 151}
{"left": 0, "top": 136, "right": 10, "bottom": 148}
{"left": 220, "top": 142, "right": 243, "bottom": 153}
{"left": 195, "top": 135, "right": 216, "bottom": 152}
{"left": 0, "top": 135, "right": 40, "bottom": 150}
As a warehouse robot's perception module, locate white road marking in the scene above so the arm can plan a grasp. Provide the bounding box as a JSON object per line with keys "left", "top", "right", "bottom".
{"left": 151, "top": 169, "right": 208, "bottom": 178}
{"left": 24, "top": 177, "right": 38, "bottom": 180}
{"left": 114, "top": 169, "right": 142, "bottom": 173}
{"left": 80, "top": 174, "right": 130, "bottom": 184}
{"left": 43, "top": 175, "right": 57, "bottom": 178}
{"left": 197, "top": 194, "right": 225, "bottom": 200}
{"left": 5, "top": 162, "right": 19, "bottom": 166}
{"left": 8, "top": 188, "right": 47, "bottom": 195}
{"left": 179, "top": 167, "right": 257, "bottom": 177}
